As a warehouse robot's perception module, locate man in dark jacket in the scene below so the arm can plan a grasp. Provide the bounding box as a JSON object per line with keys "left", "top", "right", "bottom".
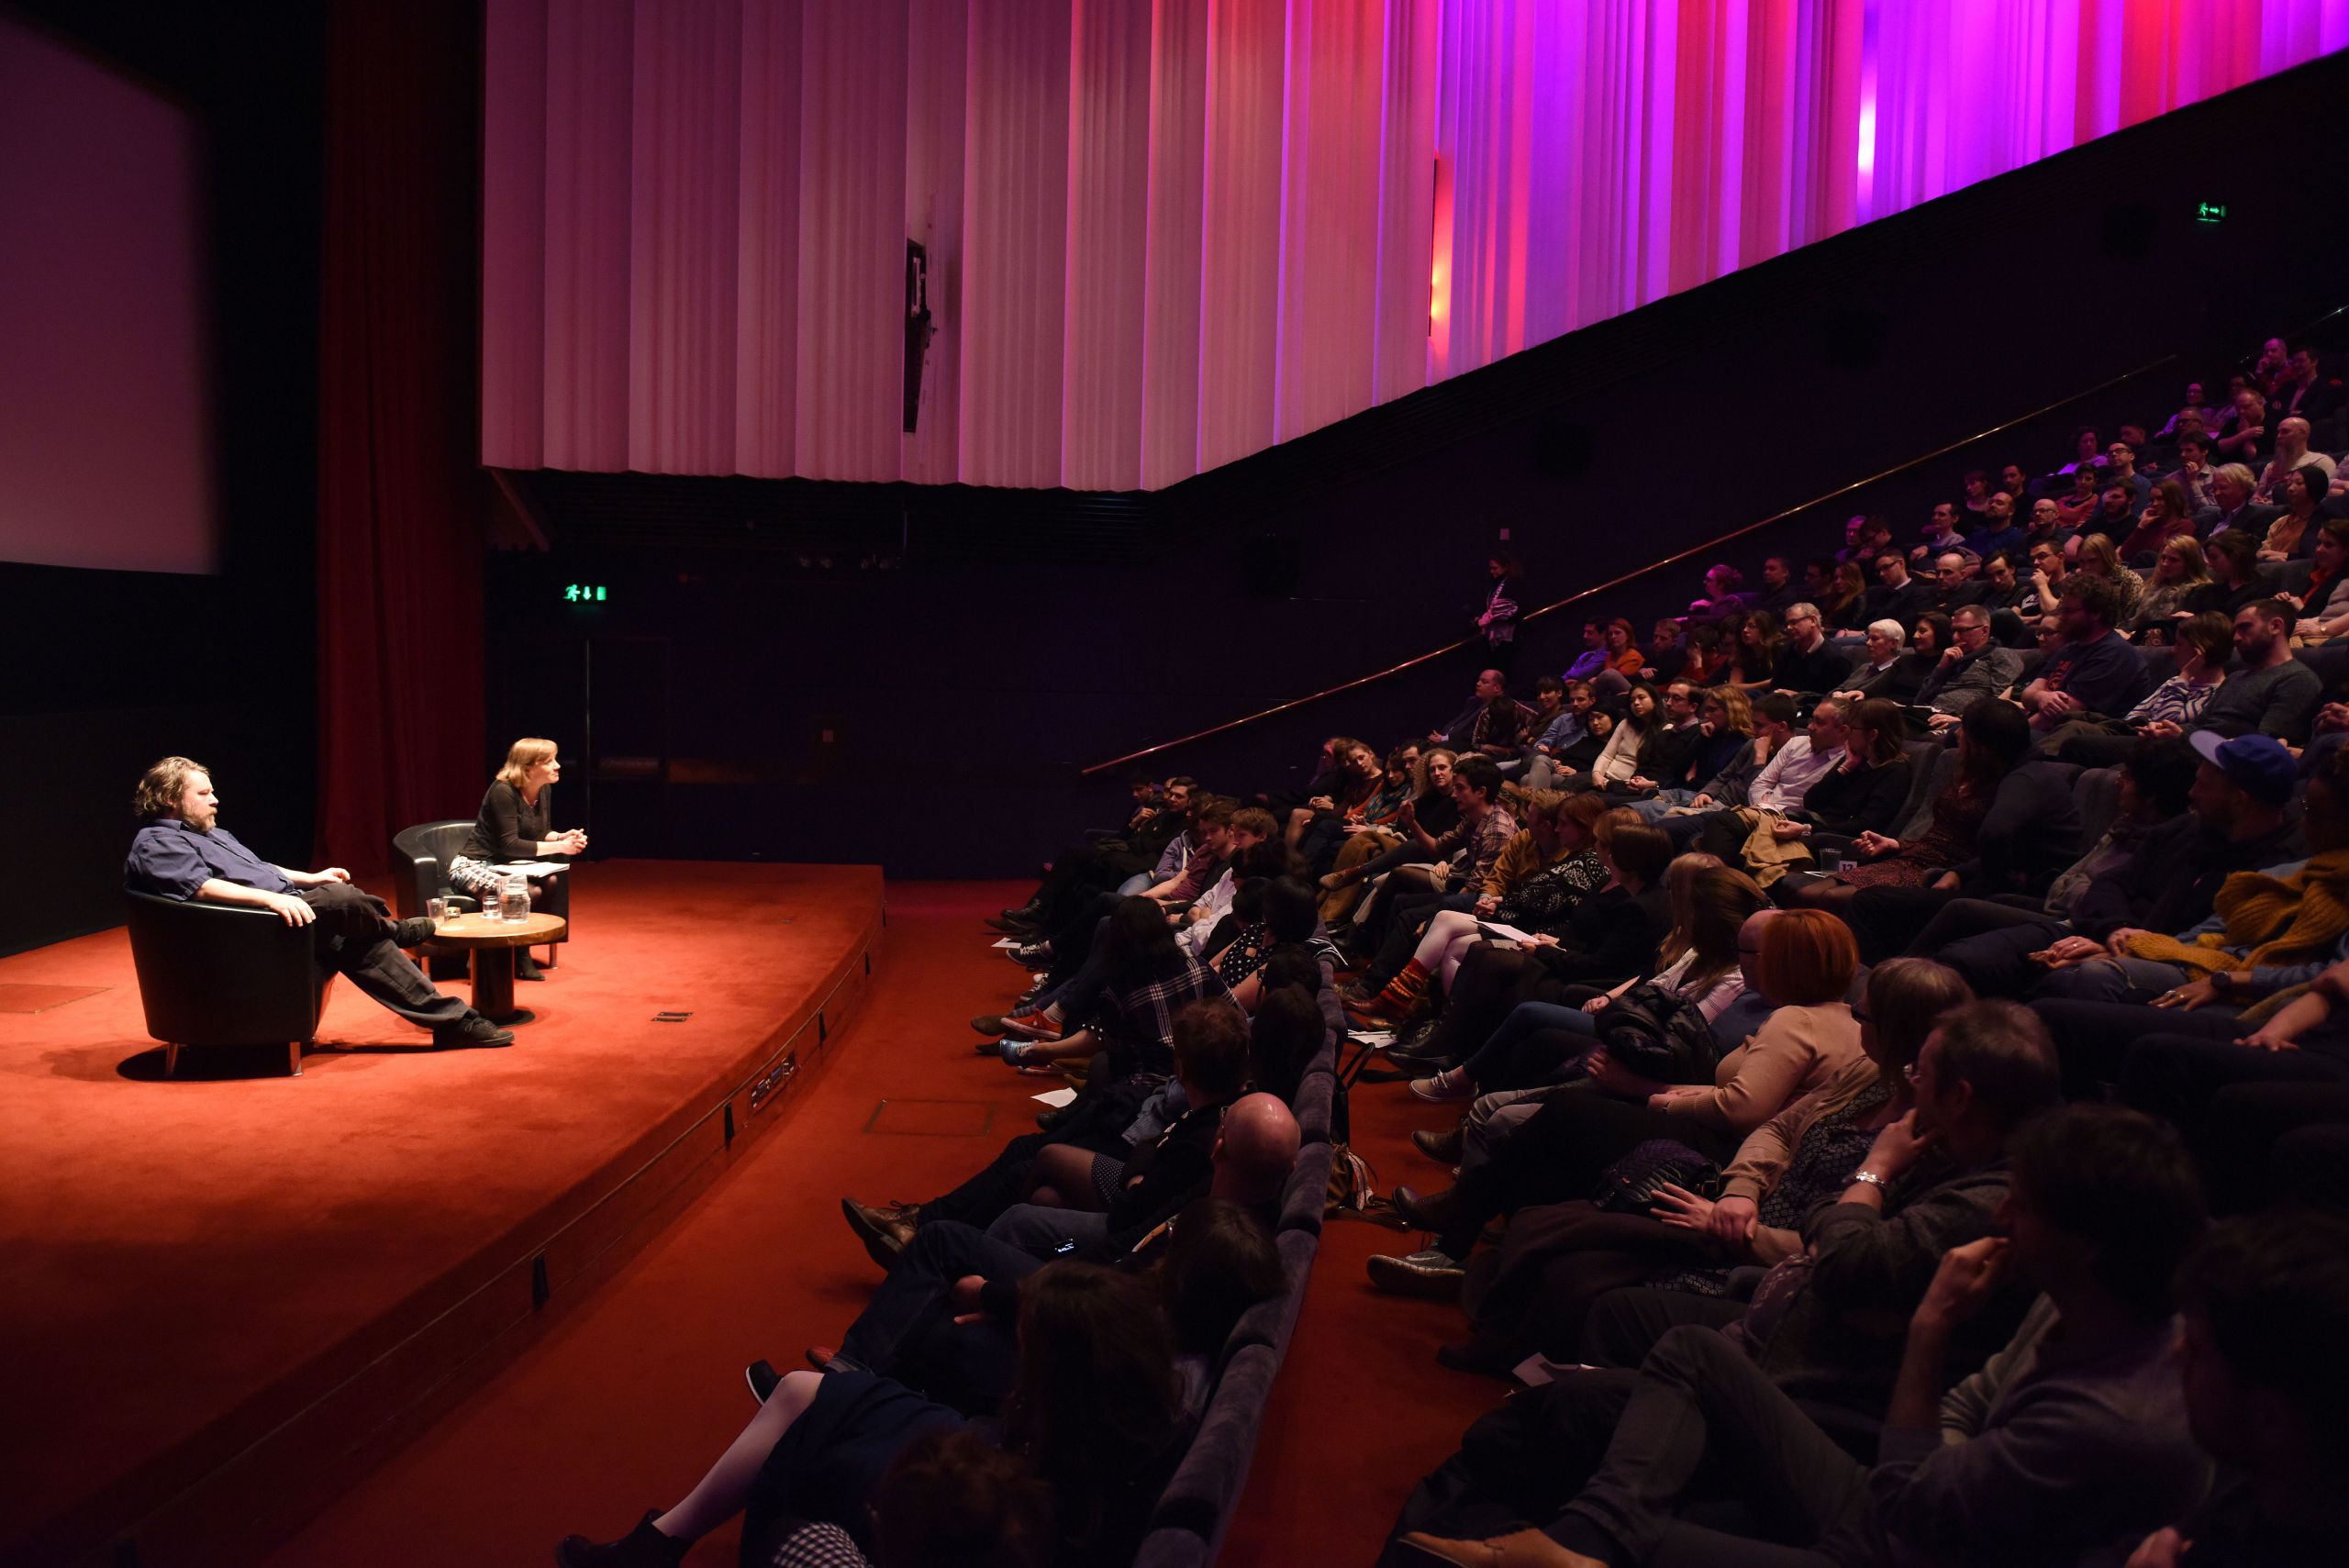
{"left": 1768, "top": 604, "right": 1857, "bottom": 695}
{"left": 1915, "top": 605, "right": 2023, "bottom": 718}
{"left": 807, "top": 1091, "right": 1299, "bottom": 1408}
{"left": 1918, "top": 733, "right": 2299, "bottom": 999}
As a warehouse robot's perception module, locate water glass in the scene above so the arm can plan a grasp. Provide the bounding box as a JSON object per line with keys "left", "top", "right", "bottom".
{"left": 427, "top": 897, "right": 447, "bottom": 922}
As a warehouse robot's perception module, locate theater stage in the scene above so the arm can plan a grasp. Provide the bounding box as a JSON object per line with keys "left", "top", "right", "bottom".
{"left": 0, "top": 861, "right": 884, "bottom": 1568}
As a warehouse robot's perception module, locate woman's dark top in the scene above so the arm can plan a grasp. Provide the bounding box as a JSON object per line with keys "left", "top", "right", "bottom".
{"left": 2183, "top": 578, "right": 2266, "bottom": 618}
{"left": 1795, "top": 756, "right": 1914, "bottom": 839}
{"left": 1496, "top": 846, "right": 1608, "bottom": 933}
{"left": 1412, "top": 790, "right": 1462, "bottom": 839}
{"left": 1554, "top": 728, "right": 1609, "bottom": 773}
{"left": 1666, "top": 727, "right": 1750, "bottom": 793}
{"left": 459, "top": 778, "right": 550, "bottom": 862}
{"left": 1531, "top": 885, "right": 1673, "bottom": 987}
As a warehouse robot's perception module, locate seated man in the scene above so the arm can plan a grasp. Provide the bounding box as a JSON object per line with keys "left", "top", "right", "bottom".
{"left": 984, "top": 999, "right": 1253, "bottom": 1258}
{"left": 1829, "top": 620, "right": 1918, "bottom": 705}
{"left": 2044, "top": 598, "right": 2323, "bottom": 767}
{"left": 1912, "top": 603, "right": 2022, "bottom": 725}
{"left": 1432, "top": 668, "right": 1512, "bottom": 753}
{"left": 123, "top": 756, "right": 513, "bottom": 1049}
{"left": 1767, "top": 604, "right": 1856, "bottom": 696}
{"left": 2027, "top": 733, "right": 2347, "bottom": 1021}
{"left": 808, "top": 1094, "right": 1300, "bottom": 1405}
{"left": 2131, "top": 1213, "right": 2349, "bottom": 1566}
{"left": 1901, "top": 737, "right": 2257, "bottom": 999}
{"left": 1395, "top": 1105, "right": 2207, "bottom": 1568}
{"left": 2019, "top": 575, "right": 2153, "bottom": 735}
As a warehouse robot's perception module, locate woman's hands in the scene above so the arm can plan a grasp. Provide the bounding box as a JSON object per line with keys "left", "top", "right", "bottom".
{"left": 1854, "top": 830, "right": 1900, "bottom": 859}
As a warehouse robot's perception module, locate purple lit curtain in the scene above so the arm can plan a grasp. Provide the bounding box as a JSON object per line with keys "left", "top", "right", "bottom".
{"left": 483, "top": 0, "right": 2347, "bottom": 491}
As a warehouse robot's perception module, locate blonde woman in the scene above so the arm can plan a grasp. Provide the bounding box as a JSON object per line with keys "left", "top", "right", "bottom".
{"left": 2071, "top": 534, "right": 2143, "bottom": 623}
{"left": 450, "top": 739, "right": 587, "bottom": 974}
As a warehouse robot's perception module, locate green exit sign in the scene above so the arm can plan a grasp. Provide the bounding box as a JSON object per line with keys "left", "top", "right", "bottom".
{"left": 2196, "top": 201, "right": 2228, "bottom": 225}
{"left": 562, "top": 584, "right": 607, "bottom": 603}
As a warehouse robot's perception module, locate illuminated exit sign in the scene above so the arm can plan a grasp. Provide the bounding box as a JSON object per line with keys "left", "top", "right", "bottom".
{"left": 2196, "top": 201, "right": 2227, "bottom": 224}
{"left": 563, "top": 584, "right": 607, "bottom": 603}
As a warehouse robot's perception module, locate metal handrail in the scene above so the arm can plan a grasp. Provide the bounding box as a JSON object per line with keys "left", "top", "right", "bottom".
{"left": 1082, "top": 352, "right": 2182, "bottom": 776}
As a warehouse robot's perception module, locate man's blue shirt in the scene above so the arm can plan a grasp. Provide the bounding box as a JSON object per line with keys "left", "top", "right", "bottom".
{"left": 124, "top": 818, "right": 295, "bottom": 900}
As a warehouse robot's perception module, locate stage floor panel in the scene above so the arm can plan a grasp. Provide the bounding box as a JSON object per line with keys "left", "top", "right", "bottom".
{"left": 0, "top": 861, "right": 881, "bottom": 1568}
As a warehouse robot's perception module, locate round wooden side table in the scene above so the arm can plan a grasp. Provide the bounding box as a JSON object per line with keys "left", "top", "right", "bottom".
{"left": 427, "top": 912, "right": 568, "bottom": 1025}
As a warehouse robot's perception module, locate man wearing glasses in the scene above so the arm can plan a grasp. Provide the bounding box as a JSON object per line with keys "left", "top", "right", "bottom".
{"left": 1769, "top": 603, "right": 1857, "bottom": 696}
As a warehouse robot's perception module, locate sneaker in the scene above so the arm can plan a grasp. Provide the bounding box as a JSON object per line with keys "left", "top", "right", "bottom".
{"left": 433, "top": 1014, "right": 515, "bottom": 1049}
{"left": 1001, "top": 1011, "right": 1063, "bottom": 1040}
{"left": 999, "top": 1040, "right": 1036, "bottom": 1067}
{"left": 1007, "top": 941, "right": 1052, "bottom": 967}
{"left": 803, "top": 1344, "right": 868, "bottom": 1375}
{"left": 394, "top": 916, "right": 437, "bottom": 948}
{"left": 745, "top": 1358, "right": 782, "bottom": 1406}
{"left": 1409, "top": 1069, "right": 1475, "bottom": 1104}
{"left": 1365, "top": 1247, "right": 1465, "bottom": 1298}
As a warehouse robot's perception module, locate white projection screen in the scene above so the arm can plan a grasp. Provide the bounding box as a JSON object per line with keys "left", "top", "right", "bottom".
{"left": 0, "top": 14, "right": 215, "bottom": 573}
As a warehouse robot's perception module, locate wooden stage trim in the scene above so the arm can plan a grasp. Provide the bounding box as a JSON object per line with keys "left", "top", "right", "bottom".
{"left": 0, "top": 862, "right": 884, "bottom": 1568}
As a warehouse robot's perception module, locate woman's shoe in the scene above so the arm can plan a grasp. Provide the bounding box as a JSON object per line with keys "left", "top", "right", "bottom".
{"left": 555, "top": 1510, "right": 689, "bottom": 1568}
{"left": 515, "top": 951, "right": 546, "bottom": 982}
{"left": 1408, "top": 1068, "right": 1475, "bottom": 1104}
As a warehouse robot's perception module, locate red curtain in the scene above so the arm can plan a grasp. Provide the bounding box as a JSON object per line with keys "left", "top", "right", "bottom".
{"left": 317, "top": 0, "right": 489, "bottom": 874}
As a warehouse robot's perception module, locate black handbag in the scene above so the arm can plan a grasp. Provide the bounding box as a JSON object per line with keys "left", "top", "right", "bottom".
{"left": 1591, "top": 1138, "right": 1723, "bottom": 1216}
{"left": 1597, "top": 981, "right": 1723, "bottom": 1084}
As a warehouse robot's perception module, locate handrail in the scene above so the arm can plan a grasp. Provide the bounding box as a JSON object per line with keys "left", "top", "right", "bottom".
{"left": 1081, "top": 351, "right": 2180, "bottom": 776}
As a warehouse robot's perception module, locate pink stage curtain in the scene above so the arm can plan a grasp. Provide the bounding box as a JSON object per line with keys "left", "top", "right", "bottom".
{"left": 483, "top": 0, "right": 2346, "bottom": 492}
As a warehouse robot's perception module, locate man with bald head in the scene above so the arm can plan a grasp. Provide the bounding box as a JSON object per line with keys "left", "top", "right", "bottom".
{"left": 789, "top": 1098, "right": 1306, "bottom": 1418}
{"left": 2256, "top": 415, "right": 2338, "bottom": 503}
{"left": 792, "top": 1093, "right": 1302, "bottom": 1405}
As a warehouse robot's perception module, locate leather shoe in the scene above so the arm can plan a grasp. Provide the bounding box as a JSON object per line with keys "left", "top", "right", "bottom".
{"left": 554, "top": 1509, "right": 690, "bottom": 1568}
{"left": 1397, "top": 1529, "right": 1600, "bottom": 1567}
{"left": 985, "top": 913, "right": 1039, "bottom": 935}
{"left": 1433, "top": 1338, "right": 1519, "bottom": 1381}
{"left": 841, "top": 1196, "right": 918, "bottom": 1270}
{"left": 394, "top": 916, "right": 437, "bottom": 948}
{"left": 1412, "top": 1124, "right": 1465, "bottom": 1163}
{"left": 433, "top": 1014, "right": 514, "bottom": 1049}
{"left": 1364, "top": 1247, "right": 1465, "bottom": 1298}
{"left": 970, "top": 1012, "right": 1011, "bottom": 1035}
{"left": 745, "top": 1358, "right": 782, "bottom": 1406}
{"left": 1389, "top": 1184, "right": 1463, "bottom": 1233}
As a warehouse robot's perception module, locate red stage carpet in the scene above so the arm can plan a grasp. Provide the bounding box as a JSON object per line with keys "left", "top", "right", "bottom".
{"left": 0, "top": 862, "right": 882, "bottom": 1568}
{"left": 246, "top": 881, "right": 1497, "bottom": 1568}
{"left": 6, "top": 873, "right": 1499, "bottom": 1566}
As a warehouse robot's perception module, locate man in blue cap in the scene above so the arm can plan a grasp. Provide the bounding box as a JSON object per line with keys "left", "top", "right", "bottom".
{"left": 2031, "top": 737, "right": 2349, "bottom": 1096}
{"left": 1914, "top": 731, "right": 2302, "bottom": 1001}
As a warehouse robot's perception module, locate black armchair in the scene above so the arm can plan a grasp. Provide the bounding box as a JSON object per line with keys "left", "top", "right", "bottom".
{"left": 392, "top": 819, "right": 570, "bottom": 975}
{"left": 123, "top": 892, "right": 335, "bottom": 1077}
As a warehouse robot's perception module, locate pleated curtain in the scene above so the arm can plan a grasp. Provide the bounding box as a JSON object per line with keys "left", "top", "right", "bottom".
{"left": 482, "top": 0, "right": 2349, "bottom": 491}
